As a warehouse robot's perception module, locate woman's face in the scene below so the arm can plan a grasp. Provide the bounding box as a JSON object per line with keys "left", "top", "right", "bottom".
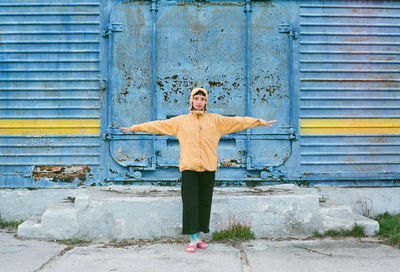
{"left": 192, "top": 94, "right": 206, "bottom": 110}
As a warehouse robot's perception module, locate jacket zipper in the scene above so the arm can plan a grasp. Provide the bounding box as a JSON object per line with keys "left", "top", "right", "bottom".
{"left": 198, "top": 115, "right": 203, "bottom": 169}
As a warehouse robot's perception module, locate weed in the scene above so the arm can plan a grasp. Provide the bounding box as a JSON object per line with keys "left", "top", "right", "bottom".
{"left": 344, "top": 224, "right": 366, "bottom": 238}
{"left": 0, "top": 214, "right": 23, "bottom": 229}
{"left": 357, "top": 198, "right": 373, "bottom": 217}
{"left": 62, "top": 238, "right": 91, "bottom": 246}
{"left": 374, "top": 212, "right": 400, "bottom": 248}
{"left": 313, "top": 224, "right": 366, "bottom": 238}
{"left": 212, "top": 224, "right": 254, "bottom": 241}
{"left": 313, "top": 230, "right": 323, "bottom": 238}
{"left": 212, "top": 214, "right": 255, "bottom": 241}
{"left": 151, "top": 234, "right": 162, "bottom": 241}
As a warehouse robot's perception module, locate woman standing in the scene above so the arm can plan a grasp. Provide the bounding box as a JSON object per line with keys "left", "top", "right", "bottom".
{"left": 120, "top": 87, "right": 277, "bottom": 253}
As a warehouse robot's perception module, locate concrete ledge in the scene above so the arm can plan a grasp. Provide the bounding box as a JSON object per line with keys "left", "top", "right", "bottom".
{"left": 0, "top": 188, "right": 87, "bottom": 221}
{"left": 303, "top": 186, "right": 400, "bottom": 217}
{"left": 17, "top": 185, "right": 379, "bottom": 240}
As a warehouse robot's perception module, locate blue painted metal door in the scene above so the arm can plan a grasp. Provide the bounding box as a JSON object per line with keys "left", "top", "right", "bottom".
{"left": 105, "top": 0, "right": 294, "bottom": 181}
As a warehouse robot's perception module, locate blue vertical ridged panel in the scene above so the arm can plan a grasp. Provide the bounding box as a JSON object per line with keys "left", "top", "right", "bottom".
{"left": 0, "top": 0, "right": 102, "bottom": 187}
{"left": 298, "top": 0, "right": 400, "bottom": 183}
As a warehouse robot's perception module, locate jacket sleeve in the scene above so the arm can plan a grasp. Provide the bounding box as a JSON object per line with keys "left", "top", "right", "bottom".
{"left": 217, "top": 115, "right": 267, "bottom": 135}
{"left": 130, "top": 117, "right": 179, "bottom": 136}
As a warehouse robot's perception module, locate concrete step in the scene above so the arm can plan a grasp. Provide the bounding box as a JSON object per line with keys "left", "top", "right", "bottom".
{"left": 317, "top": 202, "right": 379, "bottom": 235}
{"left": 18, "top": 201, "right": 79, "bottom": 240}
{"left": 17, "top": 185, "right": 379, "bottom": 241}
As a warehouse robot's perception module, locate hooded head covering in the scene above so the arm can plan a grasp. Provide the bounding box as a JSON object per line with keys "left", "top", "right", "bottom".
{"left": 190, "top": 87, "right": 208, "bottom": 113}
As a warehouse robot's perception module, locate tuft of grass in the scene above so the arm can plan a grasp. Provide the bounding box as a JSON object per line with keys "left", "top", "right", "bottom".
{"left": 0, "top": 216, "right": 24, "bottom": 229}
{"left": 344, "top": 224, "right": 366, "bottom": 238}
{"left": 151, "top": 234, "right": 162, "bottom": 241}
{"left": 313, "top": 224, "right": 366, "bottom": 238}
{"left": 212, "top": 213, "right": 255, "bottom": 241}
{"left": 212, "top": 224, "right": 255, "bottom": 241}
{"left": 375, "top": 212, "right": 400, "bottom": 248}
{"left": 62, "top": 238, "right": 91, "bottom": 246}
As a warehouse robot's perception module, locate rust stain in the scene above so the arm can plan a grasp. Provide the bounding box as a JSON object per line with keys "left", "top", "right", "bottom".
{"left": 368, "top": 137, "right": 388, "bottom": 144}
{"left": 343, "top": 37, "right": 371, "bottom": 43}
{"left": 177, "top": 1, "right": 242, "bottom": 7}
{"left": 352, "top": 8, "right": 373, "bottom": 15}
{"left": 208, "top": 81, "right": 224, "bottom": 87}
{"left": 134, "top": 157, "right": 144, "bottom": 162}
{"left": 117, "top": 152, "right": 132, "bottom": 162}
{"left": 163, "top": 91, "right": 170, "bottom": 102}
{"left": 157, "top": 80, "right": 164, "bottom": 88}
{"left": 158, "top": 74, "right": 192, "bottom": 102}
{"left": 32, "top": 165, "right": 90, "bottom": 184}
{"left": 252, "top": 73, "right": 283, "bottom": 104}
{"left": 220, "top": 159, "right": 241, "bottom": 167}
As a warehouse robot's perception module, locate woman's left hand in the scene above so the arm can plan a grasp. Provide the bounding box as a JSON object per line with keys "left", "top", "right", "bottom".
{"left": 119, "top": 127, "right": 132, "bottom": 133}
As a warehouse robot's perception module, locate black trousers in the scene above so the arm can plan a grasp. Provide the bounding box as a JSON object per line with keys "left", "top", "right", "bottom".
{"left": 181, "top": 170, "right": 215, "bottom": 235}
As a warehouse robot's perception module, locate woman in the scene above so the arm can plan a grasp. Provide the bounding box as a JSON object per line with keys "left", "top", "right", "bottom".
{"left": 120, "top": 87, "right": 277, "bottom": 253}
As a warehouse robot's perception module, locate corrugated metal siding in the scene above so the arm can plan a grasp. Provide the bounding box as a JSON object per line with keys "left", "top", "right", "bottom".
{"left": 0, "top": 1, "right": 102, "bottom": 186}
{"left": 298, "top": 1, "right": 400, "bottom": 180}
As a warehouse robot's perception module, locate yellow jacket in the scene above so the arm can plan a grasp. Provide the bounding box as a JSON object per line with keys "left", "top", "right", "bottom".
{"left": 130, "top": 88, "right": 267, "bottom": 172}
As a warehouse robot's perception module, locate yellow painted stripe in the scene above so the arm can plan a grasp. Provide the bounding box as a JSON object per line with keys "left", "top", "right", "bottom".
{"left": 0, "top": 119, "right": 100, "bottom": 135}
{"left": 300, "top": 119, "right": 400, "bottom": 135}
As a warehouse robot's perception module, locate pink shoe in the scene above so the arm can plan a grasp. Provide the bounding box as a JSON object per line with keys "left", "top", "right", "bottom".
{"left": 197, "top": 241, "right": 208, "bottom": 249}
{"left": 185, "top": 244, "right": 197, "bottom": 253}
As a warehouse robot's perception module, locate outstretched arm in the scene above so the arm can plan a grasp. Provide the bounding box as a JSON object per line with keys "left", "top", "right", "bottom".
{"left": 217, "top": 115, "right": 277, "bottom": 135}
{"left": 120, "top": 117, "right": 179, "bottom": 136}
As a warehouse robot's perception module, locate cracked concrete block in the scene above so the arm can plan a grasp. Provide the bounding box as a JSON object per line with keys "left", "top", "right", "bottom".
{"left": 40, "top": 203, "right": 79, "bottom": 240}
{"left": 19, "top": 202, "right": 79, "bottom": 240}
{"left": 18, "top": 213, "right": 45, "bottom": 239}
{"left": 353, "top": 213, "right": 380, "bottom": 235}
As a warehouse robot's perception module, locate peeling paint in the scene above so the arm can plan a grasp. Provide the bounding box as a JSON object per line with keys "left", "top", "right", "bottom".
{"left": 32, "top": 165, "right": 90, "bottom": 184}
{"left": 220, "top": 159, "right": 242, "bottom": 167}
{"left": 208, "top": 81, "right": 224, "bottom": 87}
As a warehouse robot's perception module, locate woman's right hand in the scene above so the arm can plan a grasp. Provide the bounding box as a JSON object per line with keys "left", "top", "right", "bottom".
{"left": 119, "top": 127, "right": 132, "bottom": 133}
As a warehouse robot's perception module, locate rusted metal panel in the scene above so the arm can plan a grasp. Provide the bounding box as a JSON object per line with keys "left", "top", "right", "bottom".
{"left": 106, "top": 0, "right": 293, "bottom": 182}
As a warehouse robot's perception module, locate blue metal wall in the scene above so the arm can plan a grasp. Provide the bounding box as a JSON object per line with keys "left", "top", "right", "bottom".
{"left": 0, "top": 0, "right": 102, "bottom": 187}
{"left": 1, "top": 0, "right": 399, "bottom": 187}
{"left": 296, "top": 0, "right": 400, "bottom": 185}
